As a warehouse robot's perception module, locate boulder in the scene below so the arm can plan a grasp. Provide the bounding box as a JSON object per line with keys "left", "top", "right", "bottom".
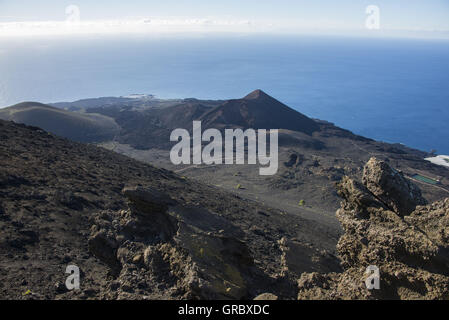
{"left": 362, "top": 157, "right": 427, "bottom": 216}
{"left": 88, "top": 186, "right": 259, "bottom": 299}
{"left": 298, "top": 159, "right": 449, "bottom": 300}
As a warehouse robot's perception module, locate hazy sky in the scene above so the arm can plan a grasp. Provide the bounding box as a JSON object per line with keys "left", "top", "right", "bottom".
{"left": 1, "top": 0, "right": 449, "bottom": 37}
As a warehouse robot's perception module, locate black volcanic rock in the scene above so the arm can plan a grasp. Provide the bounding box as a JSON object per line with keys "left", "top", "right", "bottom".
{"left": 151, "top": 103, "right": 211, "bottom": 130}
{"left": 199, "top": 90, "right": 320, "bottom": 134}
{"left": 81, "top": 90, "right": 321, "bottom": 149}
{"left": 95, "top": 102, "right": 219, "bottom": 149}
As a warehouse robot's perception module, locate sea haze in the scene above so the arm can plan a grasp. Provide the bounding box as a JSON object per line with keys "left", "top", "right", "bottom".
{"left": 0, "top": 34, "right": 448, "bottom": 154}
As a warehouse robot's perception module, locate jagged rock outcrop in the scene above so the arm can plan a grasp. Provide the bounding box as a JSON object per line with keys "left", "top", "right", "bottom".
{"left": 88, "top": 186, "right": 261, "bottom": 299}
{"left": 297, "top": 157, "right": 449, "bottom": 300}
{"left": 362, "top": 157, "right": 427, "bottom": 216}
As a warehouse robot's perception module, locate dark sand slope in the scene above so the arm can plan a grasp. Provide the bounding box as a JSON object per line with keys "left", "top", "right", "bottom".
{"left": 0, "top": 102, "right": 119, "bottom": 143}
{"left": 199, "top": 89, "right": 320, "bottom": 134}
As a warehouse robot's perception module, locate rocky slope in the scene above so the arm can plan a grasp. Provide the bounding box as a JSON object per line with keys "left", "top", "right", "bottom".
{"left": 0, "top": 119, "right": 339, "bottom": 299}
{"left": 297, "top": 157, "right": 449, "bottom": 300}
{"left": 2, "top": 119, "right": 449, "bottom": 300}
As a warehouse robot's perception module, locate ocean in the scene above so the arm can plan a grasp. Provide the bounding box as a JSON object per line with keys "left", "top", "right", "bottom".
{"left": 1, "top": 34, "right": 448, "bottom": 154}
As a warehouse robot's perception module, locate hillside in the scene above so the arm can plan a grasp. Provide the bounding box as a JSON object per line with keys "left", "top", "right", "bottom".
{"left": 2, "top": 119, "right": 448, "bottom": 300}
{"left": 200, "top": 89, "right": 320, "bottom": 134}
{"left": 0, "top": 102, "right": 119, "bottom": 143}
{"left": 83, "top": 91, "right": 449, "bottom": 228}
{"left": 3, "top": 92, "right": 449, "bottom": 236}
{"left": 0, "top": 119, "right": 339, "bottom": 299}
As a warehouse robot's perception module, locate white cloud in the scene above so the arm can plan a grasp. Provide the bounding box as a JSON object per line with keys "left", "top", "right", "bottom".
{"left": 1, "top": 17, "right": 447, "bottom": 38}
{"left": 0, "top": 18, "right": 260, "bottom": 37}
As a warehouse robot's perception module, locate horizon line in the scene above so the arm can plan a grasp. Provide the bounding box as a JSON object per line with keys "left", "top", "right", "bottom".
{"left": 1, "top": 18, "right": 449, "bottom": 40}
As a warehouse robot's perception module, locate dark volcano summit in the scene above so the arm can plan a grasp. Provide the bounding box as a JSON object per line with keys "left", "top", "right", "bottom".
{"left": 200, "top": 89, "right": 320, "bottom": 134}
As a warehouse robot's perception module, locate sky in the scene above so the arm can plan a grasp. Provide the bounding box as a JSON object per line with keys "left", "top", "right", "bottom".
{"left": 0, "top": 0, "right": 449, "bottom": 37}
